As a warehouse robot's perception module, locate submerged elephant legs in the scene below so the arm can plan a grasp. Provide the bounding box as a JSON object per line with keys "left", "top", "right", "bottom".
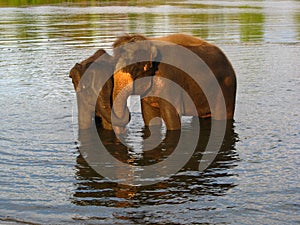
{"left": 141, "top": 98, "right": 162, "bottom": 127}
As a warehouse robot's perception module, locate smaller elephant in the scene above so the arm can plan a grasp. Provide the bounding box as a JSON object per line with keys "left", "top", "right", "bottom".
{"left": 69, "top": 49, "right": 116, "bottom": 130}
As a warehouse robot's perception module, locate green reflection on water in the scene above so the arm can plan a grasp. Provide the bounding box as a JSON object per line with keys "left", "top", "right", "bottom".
{"left": 15, "top": 13, "right": 39, "bottom": 40}
{"left": 239, "top": 12, "right": 265, "bottom": 42}
{"left": 169, "top": 14, "right": 211, "bottom": 39}
{"left": 127, "top": 13, "right": 157, "bottom": 35}
{"left": 295, "top": 13, "right": 300, "bottom": 41}
{"left": 1, "top": 1, "right": 298, "bottom": 45}
{"left": 0, "top": 0, "right": 168, "bottom": 7}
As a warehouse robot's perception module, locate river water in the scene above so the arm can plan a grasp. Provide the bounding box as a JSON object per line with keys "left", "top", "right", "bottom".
{"left": 0, "top": 1, "right": 299, "bottom": 224}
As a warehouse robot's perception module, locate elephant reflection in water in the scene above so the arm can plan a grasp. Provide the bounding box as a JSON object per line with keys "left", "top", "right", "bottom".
{"left": 70, "top": 33, "right": 238, "bottom": 207}
{"left": 69, "top": 33, "right": 236, "bottom": 131}
{"left": 73, "top": 120, "right": 238, "bottom": 207}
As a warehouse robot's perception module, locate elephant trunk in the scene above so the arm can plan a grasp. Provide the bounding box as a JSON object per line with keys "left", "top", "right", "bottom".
{"left": 112, "top": 70, "right": 133, "bottom": 127}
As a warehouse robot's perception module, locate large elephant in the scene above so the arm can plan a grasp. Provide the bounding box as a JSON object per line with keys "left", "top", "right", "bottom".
{"left": 69, "top": 49, "right": 117, "bottom": 130}
{"left": 111, "top": 33, "right": 237, "bottom": 130}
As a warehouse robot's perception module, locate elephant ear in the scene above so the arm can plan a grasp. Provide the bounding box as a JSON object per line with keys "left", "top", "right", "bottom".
{"left": 69, "top": 63, "right": 84, "bottom": 91}
{"left": 69, "top": 63, "right": 82, "bottom": 78}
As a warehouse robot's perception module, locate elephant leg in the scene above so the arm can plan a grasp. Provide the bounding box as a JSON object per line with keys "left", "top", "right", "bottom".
{"left": 141, "top": 98, "right": 162, "bottom": 126}
{"left": 211, "top": 88, "right": 225, "bottom": 120}
{"left": 149, "top": 73, "right": 181, "bottom": 130}
{"left": 159, "top": 99, "right": 181, "bottom": 130}
{"left": 77, "top": 93, "right": 93, "bottom": 129}
{"left": 213, "top": 77, "right": 236, "bottom": 120}
{"left": 223, "top": 77, "right": 236, "bottom": 120}
{"left": 95, "top": 107, "right": 113, "bottom": 130}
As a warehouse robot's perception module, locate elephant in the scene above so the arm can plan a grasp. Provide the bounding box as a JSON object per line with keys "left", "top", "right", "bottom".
{"left": 69, "top": 49, "right": 119, "bottom": 130}
{"left": 111, "top": 33, "right": 237, "bottom": 130}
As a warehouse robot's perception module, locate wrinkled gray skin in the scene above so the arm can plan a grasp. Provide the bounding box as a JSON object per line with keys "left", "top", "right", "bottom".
{"left": 69, "top": 49, "right": 129, "bottom": 130}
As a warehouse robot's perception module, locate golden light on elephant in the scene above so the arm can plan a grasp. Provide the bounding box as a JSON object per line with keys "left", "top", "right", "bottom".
{"left": 112, "top": 33, "right": 236, "bottom": 130}
{"left": 112, "top": 70, "right": 133, "bottom": 103}
{"left": 70, "top": 33, "right": 236, "bottom": 186}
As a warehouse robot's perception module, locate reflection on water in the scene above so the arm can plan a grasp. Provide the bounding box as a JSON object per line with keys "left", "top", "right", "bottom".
{"left": 239, "top": 12, "right": 265, "bottom": 42}
{"left": 0, "top": 0, "right": 299, "bottom": 224}
{"left": 1, "top": 0, "right": 299, "bottom": 49}
{"left": 73, "top": 115, "right": 238, "bottom": 218}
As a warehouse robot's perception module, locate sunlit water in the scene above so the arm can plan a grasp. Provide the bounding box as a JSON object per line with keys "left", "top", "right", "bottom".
{"left": 0, "top": 1, "right": 299, "bottom": 224}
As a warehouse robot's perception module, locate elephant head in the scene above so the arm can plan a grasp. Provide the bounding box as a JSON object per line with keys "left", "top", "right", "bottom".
{"left": 69, "top": 49, "right": 106, "bottom": 92}
{"left": 111, "top": 34, "right": 159, "bottom": 127}
{"left": 69, "top": 49, "right": 115, "bottom": 130}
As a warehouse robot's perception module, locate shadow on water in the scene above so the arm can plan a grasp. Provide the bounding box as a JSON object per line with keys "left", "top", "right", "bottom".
{"left": 72, "top": 116, "right": 239, "bottom": 208}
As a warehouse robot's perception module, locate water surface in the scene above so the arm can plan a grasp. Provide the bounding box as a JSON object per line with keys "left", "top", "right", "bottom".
{"left": 0, "top": 1, "right": 299, "bottom": 224}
